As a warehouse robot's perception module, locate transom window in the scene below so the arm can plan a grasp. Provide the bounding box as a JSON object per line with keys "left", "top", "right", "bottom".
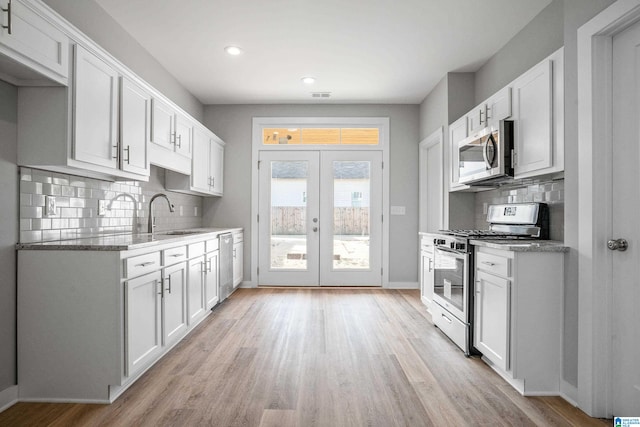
{"left": 262, "top": 127, "right": 379, "bottom": 145}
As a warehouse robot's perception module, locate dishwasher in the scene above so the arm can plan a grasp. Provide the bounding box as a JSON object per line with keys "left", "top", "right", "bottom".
{"left": 218, "top": 233, "right": 234, "bottom": 301}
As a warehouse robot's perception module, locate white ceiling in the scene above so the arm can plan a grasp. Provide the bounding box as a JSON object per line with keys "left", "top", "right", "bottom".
{"left": 95, "top": 0, "right": 552, "bottom": 105}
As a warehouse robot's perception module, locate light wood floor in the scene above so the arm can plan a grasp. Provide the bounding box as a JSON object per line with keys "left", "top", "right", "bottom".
{"left": 0, "top": 288, "right": 608, "bottom": 426}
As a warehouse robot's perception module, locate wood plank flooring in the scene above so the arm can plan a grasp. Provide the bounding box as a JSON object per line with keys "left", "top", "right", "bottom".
{"left": 0, "top": 289, "right": 609, "bottom": 426}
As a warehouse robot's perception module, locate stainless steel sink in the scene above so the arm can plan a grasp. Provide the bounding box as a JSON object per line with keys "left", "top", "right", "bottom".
{"left": 159, "top": 230, "right": 201, "bottom": 236}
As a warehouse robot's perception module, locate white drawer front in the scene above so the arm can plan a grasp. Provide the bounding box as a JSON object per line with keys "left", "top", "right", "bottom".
{"left": 477, "top": 251, "right": 511, "bottom": 277}
{"left": 189, "top": 242, "right": 205, "bottom": 258}
{"left": 233, "top": 232, "right": 243, "bottom": 243}
{"left": 206, "top": 238, "right": 219, "bottom": 252}
{"left": 432, "top": 303, "right": 467, "bottom": 351}
{"left": 125, "top": 252, "right": 161, "bottom": 278}
{"left": 163, "top": 246, "right": 187, "bottom": 265}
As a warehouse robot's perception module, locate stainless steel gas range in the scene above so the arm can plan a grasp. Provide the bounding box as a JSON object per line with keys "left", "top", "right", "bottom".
{"left": 426, "top": 202, "right": 549, "bottom": 356}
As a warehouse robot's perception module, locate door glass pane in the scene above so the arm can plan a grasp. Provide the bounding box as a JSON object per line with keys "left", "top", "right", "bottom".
{"left": 332, "top": 161, "right": 370, "bottom": 269}
{"left": 270, "top": 161, "right": 308, "bottom": 269}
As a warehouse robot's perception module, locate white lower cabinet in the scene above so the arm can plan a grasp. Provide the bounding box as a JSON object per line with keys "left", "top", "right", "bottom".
{"left": 474, "top": 270, "right": 510, "bottom": 371}
{"left": 125, "top": 271, "right": 162, "bottom": 377}
{"left": 205, "top": 240, "right": 220, "bottom": 310}
{"left": 473, "top": 245, "right": 564, "bottom": 395}
{"left": 162, "top": 261, "right": 188, "bottom": 345}
{"left": 419, "top": 234, "right": 434, "bottom": 313}
{"left": 232, "top": 231, "right": 243, "bottom": 288}
{"left": 187, "top": 242, "right": 206, "bottom": 325}
{"left": 16, "top": 232, "right": 233, "bottom": 403}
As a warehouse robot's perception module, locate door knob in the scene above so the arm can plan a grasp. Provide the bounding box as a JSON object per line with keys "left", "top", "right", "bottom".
{"left": 607, "top": 238, "right": 628, "bottom": 251}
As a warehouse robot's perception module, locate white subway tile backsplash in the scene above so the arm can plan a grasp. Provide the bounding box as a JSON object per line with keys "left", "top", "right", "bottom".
{"left": 18, "top": 166, "right": 203, "bottom": 243}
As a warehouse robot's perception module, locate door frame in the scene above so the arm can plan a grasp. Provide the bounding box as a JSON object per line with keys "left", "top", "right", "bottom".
{"left": 577, "top": 0, "right": 640, "bottom": 417}
{"left": 418, "top": 127, "right": 444, "bottom": 233}
{"left": 251, "top": 117, "right": 390, "bottom": 287}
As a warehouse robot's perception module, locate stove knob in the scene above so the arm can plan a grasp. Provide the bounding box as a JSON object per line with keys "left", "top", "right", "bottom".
{"left": 436, "top": 239, "right": 446, "bottom": 245}
{"left": 450, "top": 242, "right": 455, "bottom": 249}
{"left": 456, "top": 243, "right": 466, "bottom": 251}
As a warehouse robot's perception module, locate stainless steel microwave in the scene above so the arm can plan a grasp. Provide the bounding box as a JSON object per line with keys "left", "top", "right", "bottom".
{"left": 457, "top": 120, "right": 514, "bottom": 185}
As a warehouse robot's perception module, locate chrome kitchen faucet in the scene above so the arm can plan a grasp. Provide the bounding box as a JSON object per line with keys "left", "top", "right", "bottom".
{"left": 148, "top": 193, "right": 175, "bottom": 233}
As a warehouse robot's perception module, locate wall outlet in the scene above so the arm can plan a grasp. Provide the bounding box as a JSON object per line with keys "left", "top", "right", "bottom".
{"left": 390, "top": 205, "right": 406, "bottom": 215}
{"left": 98, "top": 199, "right": 107, "bottom": 216}
{"left": 45, "top": 196, "right": 57, "bottom": 217}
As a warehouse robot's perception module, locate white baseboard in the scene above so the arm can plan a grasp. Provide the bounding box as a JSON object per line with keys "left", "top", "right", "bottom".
{"left": 560, "top": 380, "right": 579, "bottom": 407}
{"left": 0, "top": 385, "right": 18, "bottom": 413}
{"left": 239, "top": 280, "right": 255, "bottom": 288}
{"left": 386, "top": 281, "right": 419, "bottom": 289}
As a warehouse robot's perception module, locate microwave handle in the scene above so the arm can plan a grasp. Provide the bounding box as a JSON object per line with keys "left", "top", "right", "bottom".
{"left": 483, "top": 134, "right": 497, "bottom": 169}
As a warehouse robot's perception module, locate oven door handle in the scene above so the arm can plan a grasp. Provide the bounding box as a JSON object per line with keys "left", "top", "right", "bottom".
{"left": 435, "top": 246, "right": 465, "bottom": 256}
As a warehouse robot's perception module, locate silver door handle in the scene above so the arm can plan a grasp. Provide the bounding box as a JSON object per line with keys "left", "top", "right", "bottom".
{"left": 124, "top": 145, "right": 131, "bottom": 164}
{"left": 607, "top": 238, "right": 628, "bottom": 251}
{"left": 135, "top": 261, "right": 156, "bottom": 267}
{"left": 164, "top": 276, "right": 172, "bottom": 294}
{"left": 441, "top": 313, "right": 452, "bottom": 324}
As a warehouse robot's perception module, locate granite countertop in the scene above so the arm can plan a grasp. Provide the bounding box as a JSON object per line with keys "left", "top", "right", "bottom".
{"left": 469, "top": 239, "right": 568, "bottom": 252}
{"left": 16, "top": 227, "right": 242, "bottom": 251}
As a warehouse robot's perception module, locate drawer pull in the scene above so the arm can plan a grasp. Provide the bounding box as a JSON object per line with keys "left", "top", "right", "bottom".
{"left": 135, "top": 261, "right": 156, "bottom": 267}
{"left": 481, "top": 261, "right": 496, "bottom": 266}
{"left": 169, "top": 253, "right": 184, "bottom": 258}
{"left": 441, "top": 313, "right": 452, "bottom": 324}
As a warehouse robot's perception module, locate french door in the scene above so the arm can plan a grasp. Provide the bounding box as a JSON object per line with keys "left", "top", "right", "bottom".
{"left": 258, "top": 150, "right": 382, "bottom": 286}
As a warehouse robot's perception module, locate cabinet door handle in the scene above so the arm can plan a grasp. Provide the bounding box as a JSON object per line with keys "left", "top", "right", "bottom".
{"left": 176, "top": 134, "right": 182, "bottom": 148}
{"left": 479, "top": 108, "right": 484, "bottom": 125}
{"left": 1, "top": 0, "right": 12, "bottom": 35}
{"left": 112, "top": 144, "right": 119, "bottom": 160}
{"left": 200, "top": 260, "right": 207, "bottom": 274}
{"left": 233, "top": 248, "right": 237, "bottom": 259}
{"left": 157, "top": 280, "right": 163, "bottom": 296}
{"left": 207, "top": 259, "right": 212, "bottom": 273}
{"left": 170, "top": 131, "right": 176, "bottom": 144}
{"left": 164, "top": 276, "right": 172, "bottom": 294}
{"left": 428, "top": 258, "right": 433, "bottom": 272}
{"left": 135, "top": 261, "right": 156, "bottom": 267}
{"left": 124, "top": 145, "right": 131, "bottom": 164}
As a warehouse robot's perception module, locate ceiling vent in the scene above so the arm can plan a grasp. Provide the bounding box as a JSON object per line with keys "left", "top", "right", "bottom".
{"left": 311, "top": 92, "right": 331, "bottom": 98}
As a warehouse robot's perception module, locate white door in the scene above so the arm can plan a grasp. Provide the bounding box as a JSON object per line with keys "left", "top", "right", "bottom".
{"left": 162, "top": 262, "right": 188, "bottom": 345}
{"left": 258, "top": 151, "right": 320, "bottom": 285}
{"left": 151, "top": 98, "right": 175, "bottom": 151}
{"left": 210, "top": 141, "right": 224, "bottom": 194}
{"left": 258, "top": 150, "right": 382, "bottom": 286}
{"left": 319, "top": 151, "right": 382, "bottom": 286}
{"left": 610, "top": 19, "right": 640, "bottom": 416}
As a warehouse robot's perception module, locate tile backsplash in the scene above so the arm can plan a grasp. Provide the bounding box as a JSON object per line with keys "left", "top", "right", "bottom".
{"left": 474, "top": 178, "right": 564, "bottom": 241}
{"left": 19, "top": 166, "right": 202, "bottom": 243}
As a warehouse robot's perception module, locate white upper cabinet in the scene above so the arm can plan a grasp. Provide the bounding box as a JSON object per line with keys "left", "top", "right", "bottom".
{"left": 486, "top": 87, "right": 512, "bottom": 128}
{"left": 448, "top": 115, "right": 470, "bottom": 192}
{"left": 119, "top": 76, "right": 151, "bottom": 176}
{"left": 166, "top": 126, "right": 225, "bottom": 197}
{"left": 512, "top": 48, "right": 564, "bottom": 178}
{"left": 0, "top": 0, "right": 69, "bottom": 85}
{"left": 190, "top": 126, "right": 211, "bottom": 193}
{"left": 468, "top": 87, "right": 512, "bottom": 134}
{"left": 209, "top": 137, "right": 224, "bottom": 195}
{"left": 73, "top": 44, "right": 119, "bottom": 170}
{"left": 150, "top": 99, "right": 193, "bottom": 175}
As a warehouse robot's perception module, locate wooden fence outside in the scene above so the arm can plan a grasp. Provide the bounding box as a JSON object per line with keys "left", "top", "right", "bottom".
{"left": 271, "top": 207, "right": 370, "bottom": 235}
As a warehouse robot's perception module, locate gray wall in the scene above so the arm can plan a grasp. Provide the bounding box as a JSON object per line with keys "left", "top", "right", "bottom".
{"left": 42, "top": 0, "right": 204, "bottom": 121}
{"left": 0, "top": 80, "right": 17, "bottom": 394}
{"left": 474, "top": 0, "right": 565, "bottom": 104}
{"left": 202, "top": 104, "right": 420, "bottom": 285}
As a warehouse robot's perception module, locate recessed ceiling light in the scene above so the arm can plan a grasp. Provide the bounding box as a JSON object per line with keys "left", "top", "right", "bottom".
{"left": 301, "top": 76, "right": 316, "bottom": 85}
{"left": 225, "top": 46, "right": 243, "bottom": 56}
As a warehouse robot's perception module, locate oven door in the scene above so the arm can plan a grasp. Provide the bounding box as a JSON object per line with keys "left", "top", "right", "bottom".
{"left": 432, "top": 247, "right": 469, "bottom": 322}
